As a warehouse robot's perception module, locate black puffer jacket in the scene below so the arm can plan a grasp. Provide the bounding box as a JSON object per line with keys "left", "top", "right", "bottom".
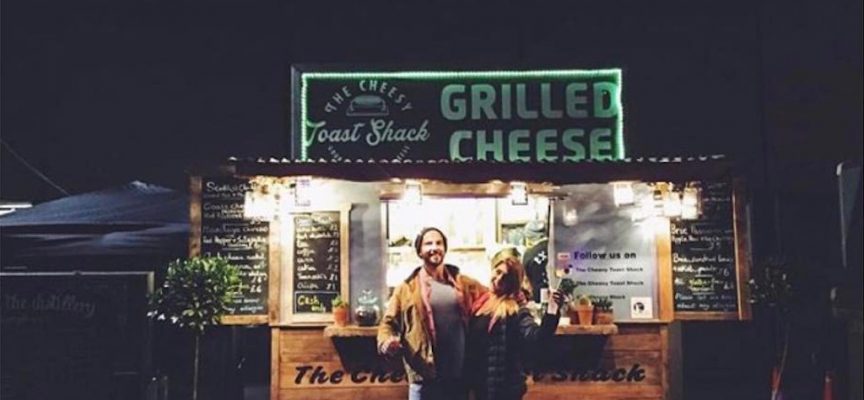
{"left": 466, "top": 309, "right": 559, "bottom": 400}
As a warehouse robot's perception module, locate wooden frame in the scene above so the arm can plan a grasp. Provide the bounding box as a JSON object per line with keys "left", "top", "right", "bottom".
{"left": 190, "top": 175, "right": 271, "bottom": 325}
{"left": 280, "top": 205, "right": 351, "bottom": 326}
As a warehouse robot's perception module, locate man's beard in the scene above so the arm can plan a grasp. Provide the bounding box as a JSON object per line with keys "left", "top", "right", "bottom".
{"left": 422, "top": 250, "right": 444, "bottom": 267}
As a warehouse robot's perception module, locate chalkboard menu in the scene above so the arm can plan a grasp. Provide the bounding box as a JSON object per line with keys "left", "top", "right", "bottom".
{"left": 670, "top": 181, "right": 739, "bottom": 314}
{"left": 199, "top": 177, "right": 270, "bottom": 319}
{"left": 286, "top": 208, "right": 350, "bottom": 325}
{"left": 292, "top": 211, "right": 342, "bottom": 313}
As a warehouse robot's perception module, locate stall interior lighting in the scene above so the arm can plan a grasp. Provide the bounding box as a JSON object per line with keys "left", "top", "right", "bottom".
{"left": 244, "top": 183, "right": 276, "bottom": 220}
{"left": 562, "top": 208, "right": 579, "bottom": 226}
{"left": 294, "top": 177, "right": 312, "bottom": 207}
{"left": 662, "top": 189, "right": 683, "bottom": 218}
{"left": 681, "top": 185, "right": 701, "bottom": 220}
{"left": 509, "top": 182, "right": 528, "bottom": 206}
{"left": 612, "top": 181, "right": 635, "bottom": 206}
{"left": 403, "top": 181, "right": 423, "bottom": 206}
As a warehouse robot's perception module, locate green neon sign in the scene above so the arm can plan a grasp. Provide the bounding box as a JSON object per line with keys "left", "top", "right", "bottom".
{"left": 294, "top": 68, "right": 624, "bottom": 162}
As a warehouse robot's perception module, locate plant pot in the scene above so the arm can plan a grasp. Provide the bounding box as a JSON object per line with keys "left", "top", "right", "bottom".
{"left": 333, "top": 307, "right": 349, "bottom": 327}
{"left": 574, "top": 305, "right": 594, "bottom": 326}
{"left": 595, "top": 310, "right": 614, "bottom": 325}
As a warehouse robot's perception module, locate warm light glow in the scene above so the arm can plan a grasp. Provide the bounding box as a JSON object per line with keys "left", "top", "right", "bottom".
{"left": 663, "top": 191, "right": 682, "bottom": 217}
{"left": 682, "top": 186, "right": 699, "bottom": 206}
{"left": 612, "top": 181, "right": 635, "bottom": 206}
{"left": 681, "top": 185, "right": 700, "bottom": 220}
{"left": 681, "top": 205, "right": 699, "bottom": 220}
{"left": 244, "top": 187, "right": 275, "bottom": 220}
{"left": 402, "top": 181, "right": 422, "bottom": 206}
{"left": 294, "top": 177, "right": 312, "bottom": 207}
{"left": 510, "top": 182, "right": 528, "bottom": 206}
{"left": 639, "top": 217, "right": 670, "bottom": 240}
{"left": 562, "top": 208, "right": 579, "bottom": 226}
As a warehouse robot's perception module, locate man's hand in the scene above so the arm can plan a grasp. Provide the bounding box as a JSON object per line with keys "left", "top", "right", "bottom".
{"left": 379, "top": 336, "right": 402, "bottom": 356}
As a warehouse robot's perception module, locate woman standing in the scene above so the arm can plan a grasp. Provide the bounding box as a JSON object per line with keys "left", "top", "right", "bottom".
{"left": 466, "top": 248, "right": 564, "bottom": 400}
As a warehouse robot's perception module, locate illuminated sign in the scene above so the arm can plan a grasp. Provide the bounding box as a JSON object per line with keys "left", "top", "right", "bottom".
{"left": 291, "top": 67, "right": 624, "bottom": 162}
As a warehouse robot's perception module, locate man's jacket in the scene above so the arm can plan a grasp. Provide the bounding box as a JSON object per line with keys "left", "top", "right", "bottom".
{"left": 377, "top": 264, "right": 487, "bottom": 383}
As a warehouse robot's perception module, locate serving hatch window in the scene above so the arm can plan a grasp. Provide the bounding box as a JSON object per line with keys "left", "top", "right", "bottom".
{"left": 383, "top": 194, "right": 550, "bottom": 288}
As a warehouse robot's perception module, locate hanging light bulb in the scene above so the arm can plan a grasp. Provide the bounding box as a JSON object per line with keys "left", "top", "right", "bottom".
{"left": 650, "top": 187, "right": 664, "bottom": 217}
{"left": 612, "top": 181, "right": 635, "bottom": 206}
{"left": 663, "top": 190, "right": 683, "bottom": 217}
{"left": 243, "top": 183, "right": 275, "bottom": 220}
{"left": 681, "top": 185, "right": 701, "bottom": 220}
{"left": 403, "top": 180, "right": 422, "bottom": 206}
{"left": 510, "top": 182, "right": 528, "bottom": 206}
{"left": 294, "top": 176, "right": 312, "bottom": 207}
{"left": 561, "top": 198, "right": 579, "bottom": 226}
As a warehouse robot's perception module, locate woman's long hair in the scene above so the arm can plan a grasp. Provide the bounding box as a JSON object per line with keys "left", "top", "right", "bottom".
{"left": 474, "top": 256, "right": 533, "bottom": 325}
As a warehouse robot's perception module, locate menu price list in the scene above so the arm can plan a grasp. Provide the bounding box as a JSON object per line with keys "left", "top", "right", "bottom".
{"left": 293, "top": 211, "right": 341, "bottom": 314}
{"left": 671, "top": 182, "right": 738, "bottom": 312}
{"left": 200, "top": 177, "right": 269, "bottom": 316}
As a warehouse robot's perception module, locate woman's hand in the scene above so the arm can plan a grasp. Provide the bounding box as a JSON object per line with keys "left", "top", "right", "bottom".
{"left": 546, "top": 289, "right": 566, "bottom": 315}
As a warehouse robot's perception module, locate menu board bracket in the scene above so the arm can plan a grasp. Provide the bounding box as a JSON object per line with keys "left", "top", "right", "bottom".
{"left": 282, "top": 205, "right": 351, "bottom": 326}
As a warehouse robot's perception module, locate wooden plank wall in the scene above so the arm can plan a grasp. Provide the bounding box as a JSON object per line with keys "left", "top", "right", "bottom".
{"left": 272, "top": 323, "right": 680, "bottom": 400}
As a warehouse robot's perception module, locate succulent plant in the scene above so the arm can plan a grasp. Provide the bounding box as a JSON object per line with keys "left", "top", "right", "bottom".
{"left": 576, "top": 294, "right": 593, "bottom": 307}
{"left": 593, "top": 297, "right": 613, "bottom": 312}
{"left": 331, "top": 296, "right": 348, "bottom": 309}
{"left": 558, "top": 278, "right": 577, "bottom": 297}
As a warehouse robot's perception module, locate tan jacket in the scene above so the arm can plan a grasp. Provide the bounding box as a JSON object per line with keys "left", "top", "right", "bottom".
{"left": 377, "top": 264, "right": 487, "bottom": 383}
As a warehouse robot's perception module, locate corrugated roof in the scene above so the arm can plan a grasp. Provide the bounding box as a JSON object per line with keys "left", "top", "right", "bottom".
{"left": 219, "top": 155, "right": 735, "bottom": 185}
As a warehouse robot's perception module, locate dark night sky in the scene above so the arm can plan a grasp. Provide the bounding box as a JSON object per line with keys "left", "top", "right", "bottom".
{"left": 2, "top": 0, "right": 861, "bottom": 203}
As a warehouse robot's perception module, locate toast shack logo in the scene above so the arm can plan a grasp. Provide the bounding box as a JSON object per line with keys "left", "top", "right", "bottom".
{"left": 296, "top": 69, "right": 623, "bottom": 162}
{"left": 303, "top": 80, "right": 429, "bottom": 161}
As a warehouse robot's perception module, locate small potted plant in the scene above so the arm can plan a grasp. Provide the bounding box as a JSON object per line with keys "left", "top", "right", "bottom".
{"left": 593, "top": 296, "right": 614, "bottom": 324}
{"left": 331, "top": 296, "right": 349, "bottom": 327}
{"left": 572, "top": 294, "right": 594, "bottom": 326}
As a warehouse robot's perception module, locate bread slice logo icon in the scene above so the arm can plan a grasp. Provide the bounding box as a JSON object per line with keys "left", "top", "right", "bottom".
{"left": 346, "top": 95, "right": 389, "bottom": 117}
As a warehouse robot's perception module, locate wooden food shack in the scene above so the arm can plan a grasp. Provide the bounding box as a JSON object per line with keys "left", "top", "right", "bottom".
{"left": 190, "top": 157, "right": 751, "bottom": 400}
{"left": 189, "top": 68, "right": 752, "bottom": 400}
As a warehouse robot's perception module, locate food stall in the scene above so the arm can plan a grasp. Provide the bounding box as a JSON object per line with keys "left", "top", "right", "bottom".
{"left": 189, "top": 68, "right": 752, "bottom": 400}
{"left": 190, "top": 156, "right": 751, "bottom": 400}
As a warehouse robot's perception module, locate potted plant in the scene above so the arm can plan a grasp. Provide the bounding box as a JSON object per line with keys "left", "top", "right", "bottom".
{"left": 593, "top": 296, "right": 614, "bottom": 324}
{"left": 148, "top": 257, "right": 240, "bottom": 400}
{"left": 572, "top": 294, "right": 594, "bottom": 326}
{"left": 332, "top": 296, "right": 349, "bottom": 327}
{"left": 556, "top": 278, "right": 577, "bottom": 325}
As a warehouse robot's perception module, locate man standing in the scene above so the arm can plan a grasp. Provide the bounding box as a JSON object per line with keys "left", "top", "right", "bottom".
{"left": 378, "top": 227, "right": 486, "bottom": 400}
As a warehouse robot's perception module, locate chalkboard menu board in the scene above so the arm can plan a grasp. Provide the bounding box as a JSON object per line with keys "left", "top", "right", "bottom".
{"left": 198, "top": 177, "right": 270, "bottom": 321}
{"left": 670, "top": 181, "right": 739, "bottom": 315}
{"left": 286, "top": 208, "right": 350, "bottom": 325}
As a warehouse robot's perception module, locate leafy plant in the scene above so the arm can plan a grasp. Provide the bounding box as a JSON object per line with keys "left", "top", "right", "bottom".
{"left": 557, "top": 278, "right": 577, "bottom": 298}
{"left": 576, "top": 294, "right": 593, "bottom": 307}
{"left": 148, "top": 257, "right": 240, "bottom": 400}
{"left": 331, "top": 295, "right": 348, "bottom": 309}
{"left": 592, "top": 296, "right": 613, "bottom": 312}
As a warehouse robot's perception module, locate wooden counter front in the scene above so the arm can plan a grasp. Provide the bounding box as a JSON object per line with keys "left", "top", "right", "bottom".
{"left": 272, "top": 322, "right": 681, "bottom": 400}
